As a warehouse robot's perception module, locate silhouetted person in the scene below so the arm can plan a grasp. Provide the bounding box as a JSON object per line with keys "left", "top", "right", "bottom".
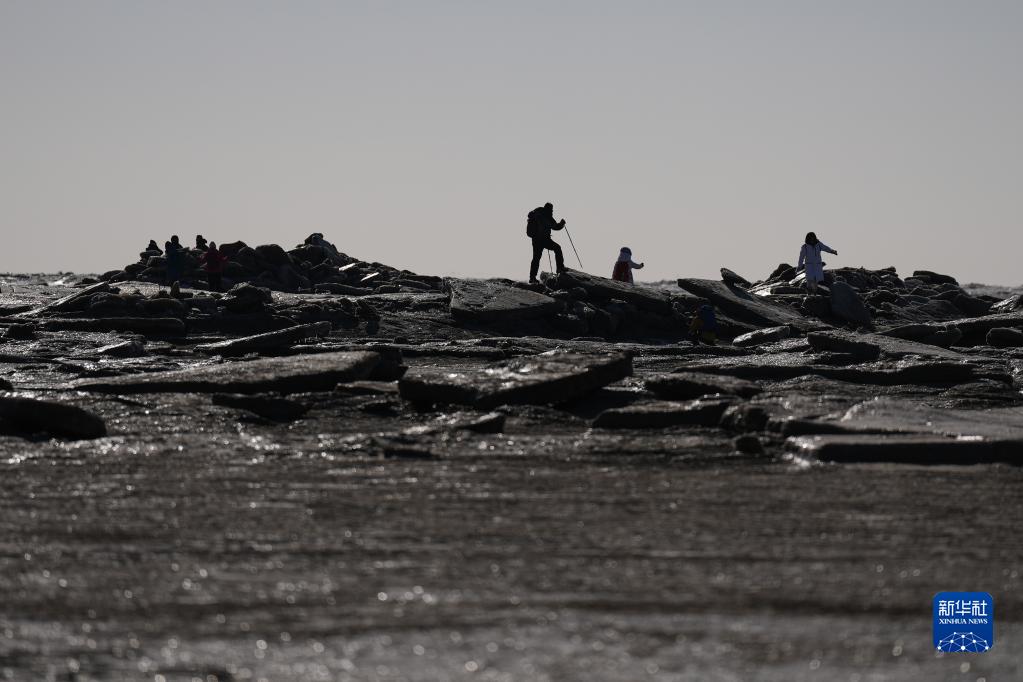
{"left": 304, "top": 232, "right": 342, "bottom": 259}
{"left": 195, "top": 234, "right": 208, "bottom": 251}
{"left": 611, "top": 247, "right": 644, "bottom": 283}
{"left": 689, "top": 304, "right": 718, "bottom": 345}
{"left": 201, "top": 242, "right": 228, "bottom": 292}
{"left": 526, "top": 202, "right": 566, "bottom": 283}
{"left": 139, "top": 240, "right": 162, "bottom": 263}
{"left": 165, "top": 235, "right": 184, "bottom": 286}
{"left": 797, "top": 231, "right": 838, "bottom": 293}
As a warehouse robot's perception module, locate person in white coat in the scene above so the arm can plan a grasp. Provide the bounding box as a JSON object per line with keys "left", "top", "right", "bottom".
{"left": 797, "top": 232, "right": 837, "bottom": 293}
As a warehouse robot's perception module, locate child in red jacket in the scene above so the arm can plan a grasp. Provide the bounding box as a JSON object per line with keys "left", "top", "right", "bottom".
{"left": 611, "top": 247, "right": 644, "bottom": 283}
{"left": 201, "top": 243, "right": 229, "bottom": 292}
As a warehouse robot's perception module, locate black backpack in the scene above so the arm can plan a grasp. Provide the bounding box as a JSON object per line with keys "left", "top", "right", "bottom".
{"left": 525, "top": 209, "right": 542, "bottom": 239}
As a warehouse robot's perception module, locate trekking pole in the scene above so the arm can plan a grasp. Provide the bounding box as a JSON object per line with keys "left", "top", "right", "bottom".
{"left": 564, "top": 226, "right": 583, "bottom": 269}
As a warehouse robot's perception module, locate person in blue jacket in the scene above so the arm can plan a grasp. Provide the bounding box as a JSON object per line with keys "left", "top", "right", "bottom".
{"left": 689, "top": 304, "right": 718, "bottom": 345}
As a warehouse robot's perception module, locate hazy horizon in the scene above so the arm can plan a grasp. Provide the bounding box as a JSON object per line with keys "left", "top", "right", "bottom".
{"left": 2, "top": 1, "right": 1021, "bottom": 286}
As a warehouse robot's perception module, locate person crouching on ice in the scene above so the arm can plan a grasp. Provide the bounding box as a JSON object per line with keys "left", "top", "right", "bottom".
{"left": 688, "top": 304, "right": 718, "bottom": 345}
{"left": 611, "top": 247, "right": 644, "bottom": 284}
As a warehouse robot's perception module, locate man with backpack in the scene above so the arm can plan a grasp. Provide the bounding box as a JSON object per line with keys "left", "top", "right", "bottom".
{"left": 526, "top": 202, "right": 567, "bottom": 284}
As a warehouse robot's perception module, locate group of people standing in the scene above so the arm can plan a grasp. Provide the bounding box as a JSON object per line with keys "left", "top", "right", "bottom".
{"left": 140, "top": 234, "right": 228, "bottom": 291}
{"left": 525, "top": 202, "right": 838, "bottom": 293}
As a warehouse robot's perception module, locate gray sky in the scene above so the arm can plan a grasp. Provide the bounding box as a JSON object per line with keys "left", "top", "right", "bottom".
{"left": 2, "top": 1, "right": 1021, "bottom": 285}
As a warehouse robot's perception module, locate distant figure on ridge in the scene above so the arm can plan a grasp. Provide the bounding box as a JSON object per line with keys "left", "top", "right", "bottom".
{"left": 164, "top": 235, "right": 185, "bottom": 286}
{"left": 611, "top": 247, "right": 644, "bottom": 284}
{"left": 689, "top": 304, "right": 718, "bottom": 345}
{"left": 195, "top": 234, "right": 208, "bottom": 251}
{"left": 305, "top": 232, "right": 342, "bottom": 259}
{"left": 140, "top": 240, "right": 162, "bottom": 263}
{"left": 526, "top": 202, "right": 566, "bottom": 284}
{"left": 201, "top": 242, "right": 228, "bottom": 292}
{"left": 797, "top": 232, "right": 838, "bottom": 293}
